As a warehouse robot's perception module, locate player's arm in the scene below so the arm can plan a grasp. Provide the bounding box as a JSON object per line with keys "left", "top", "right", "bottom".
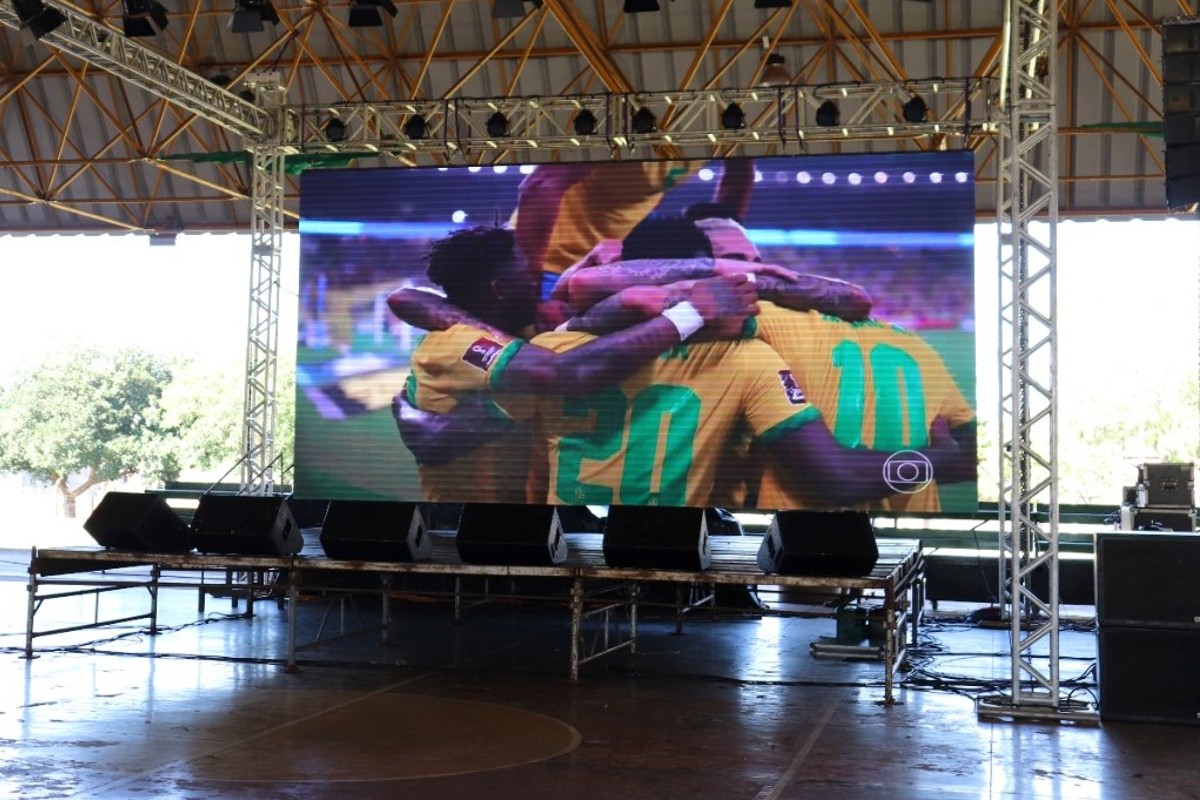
{"left": 513, "top": 163, "right": 597, "bottom": 272}
{"left": 713, "top": 158, "right": 755, "bottom": 222}
{"left": 499, "top": 275, "right": 758, "bottom": 393}
{"left": 392, "top": 389, "right": 514, "bottom": 466}
{"left": 387, "top": 287, "right": 505, "bottom": 335}
{"left": 563, "top": 257, "right": 797, "bottom": 312}
{"left": 752, "top": 273, "right": 873, "bottom": 322}
{"left": 768, "top": 416, "right": 977, "bottom": 507}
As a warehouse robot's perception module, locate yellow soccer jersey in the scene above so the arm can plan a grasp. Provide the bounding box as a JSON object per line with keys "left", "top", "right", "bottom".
{"left": 406, "top": 324, "right": 534, "bottom": 503}
{"left": 514, "top": 161, "right": 700, "bottom": 275}
{"left": 529, "top": 331, "right": 821, "bottom": 507}
{"left": 754, "top": 302, "right": 975, "bottom": 512}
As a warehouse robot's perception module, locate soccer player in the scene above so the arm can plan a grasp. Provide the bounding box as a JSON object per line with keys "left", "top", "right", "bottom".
{"left": 567, "top": 215, "right": 978, "bottom": 511}
{"left": 402, "top": 226, "right": 975, "bottom": 508}
{"left": 397, "top": 226, "right": 757, "bottom": 502}
{"left": 512, "top": 159, "right": 754, "bottom": 299}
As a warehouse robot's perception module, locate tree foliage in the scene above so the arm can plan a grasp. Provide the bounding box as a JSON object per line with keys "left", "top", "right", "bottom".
{"left": 0, "top": 348, "right": 179, "bottom": 515}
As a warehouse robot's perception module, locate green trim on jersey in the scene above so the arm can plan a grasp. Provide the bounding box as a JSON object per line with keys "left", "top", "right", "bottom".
{"left": 758, "top": 406, "right": 822, "bottom": 443}
{"left": 486, "top": 339, "right": 525, "bottom": 391}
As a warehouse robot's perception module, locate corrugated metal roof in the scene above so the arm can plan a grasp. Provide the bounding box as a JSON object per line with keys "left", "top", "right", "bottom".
{"left": 0, "top": 0, "right": 1190, "bottom": 233}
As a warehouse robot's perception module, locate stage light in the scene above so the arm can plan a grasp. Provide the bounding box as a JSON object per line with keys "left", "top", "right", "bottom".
{"left": 12, "top": 0, "right": 66, "bottom": 40}
{"left": 815, "top": 99, "right": 840, "bottom": 127}
{"left": 623, "top": 0, "right": 659, "bottom": 12}
{"left": 402, "top": 114, "right": 428, "bottom": 140}
{"left": 754, "top": 0, "right": 793, "bottom": 8}
{"left": 491, "top": 0, "right": 526, "bottom": 16}
{"left": 485, "top": 111, "right": 510, "bottom": 138}
{"left": 229, "top": 0, "right": 278, "bottom": 33}
{"left": 631, "top": 106, "right": 657, "bottom": 134}
{"left": 759, "top": 53, "right": 790, "bottom": 87}
{"left": 573, "top": 109, "right": 598, "bottom": 136}
{"left": 121, "top": 0, "right": 169, "bottom": 37}
{"left": 720, "top": 102, "right": 745, "bottom": 130}
{"left": 348, "top": 0, "right": 396, "bottom": 28}
{"left": 324, "top": 118, "right": 347, "bottom": 142}
{"left": 902, "top": 95, "right": 928, "bottom": 123}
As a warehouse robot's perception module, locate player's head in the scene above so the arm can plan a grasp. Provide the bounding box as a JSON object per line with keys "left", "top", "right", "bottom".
{"left": 426, "top": 226, "right": 539, "bottom": 331}
{"left": 693, "top": 217, "right": 761, "bottom": 263}
{"left": 621, "top": 214, "right": 714, "bottom": 261}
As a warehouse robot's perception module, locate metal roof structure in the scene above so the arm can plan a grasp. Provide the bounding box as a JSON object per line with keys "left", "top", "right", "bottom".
{"left": 0, "top": 0, "right": 1192, "bottom": 235}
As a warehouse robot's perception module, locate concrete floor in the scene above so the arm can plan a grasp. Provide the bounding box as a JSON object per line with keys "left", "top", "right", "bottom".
{"left": 1, "top": 547, "right": 1197, "bottom": 800}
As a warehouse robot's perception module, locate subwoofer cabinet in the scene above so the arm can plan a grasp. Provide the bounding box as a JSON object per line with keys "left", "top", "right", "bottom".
{"left": 1095, "top": 533, "right": 1200, "bottom": 725}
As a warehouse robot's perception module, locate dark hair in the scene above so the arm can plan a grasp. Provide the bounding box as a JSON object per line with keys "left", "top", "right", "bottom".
{"left": 682, "top": 201, "right": 741, "bottom": 224}
{"left": 425, "top": 226, "right": 517, "bottom": 311}
{"left": 621, "top": 214, "right": 713, "bottom": 261}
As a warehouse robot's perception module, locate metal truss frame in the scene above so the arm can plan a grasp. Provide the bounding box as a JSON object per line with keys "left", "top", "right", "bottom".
{"left": 976, "top": 0, "right": 1095, "bottom": 724}
{"left": 281, "top": 77, "right": 994, "bottom": 159}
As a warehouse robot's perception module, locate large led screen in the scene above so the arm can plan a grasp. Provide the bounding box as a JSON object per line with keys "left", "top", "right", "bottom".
{"left": 295, "top": 151, "right": 977, "bottom": 513}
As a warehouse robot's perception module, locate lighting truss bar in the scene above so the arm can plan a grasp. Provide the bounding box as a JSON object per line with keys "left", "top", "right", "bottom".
{"left": 279, "top": 79, "right": 994, "bottom": 154}
{"left": 0, "top": 0, "right": 273, "bottom": 139}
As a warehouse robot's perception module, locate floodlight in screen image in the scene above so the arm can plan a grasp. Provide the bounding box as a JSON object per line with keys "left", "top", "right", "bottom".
{"left": 294, "top": 151, "right": 978, "bottom": 514}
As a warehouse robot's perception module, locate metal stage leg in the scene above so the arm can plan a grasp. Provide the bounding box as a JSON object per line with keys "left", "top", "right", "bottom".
{"left": 23, "top": 547, "right": 37, "bottom": 660}
{"left": 380, "top": 574, "right": 391, "bottom": 645}
{"left": 149, "top": 565, "right": 160, "bottom": 635}
{"left": 285, "top": 568, "right": 299, "bottom": 673}
{"left": 569, "top": 578, "right": 582, "bottom": 681}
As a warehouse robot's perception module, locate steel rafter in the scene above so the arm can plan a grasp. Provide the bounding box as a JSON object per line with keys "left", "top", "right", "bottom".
{"left": 976, "top": 0, "right": 1097, "bottom": 724}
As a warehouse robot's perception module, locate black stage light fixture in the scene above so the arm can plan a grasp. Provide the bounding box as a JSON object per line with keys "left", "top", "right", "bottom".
{"left": 324, "top": 117, "right": 347, "bottom": 142}
{"left": 815, "top": 99, "right": 840, "bottom": 127}
{"left": 631, "top": 105, "right": 657, "bottom": 134}
{"left": 229, "top": 0, "right": 278, "bottom": 33}
{"left": 348, "top": 0, "right": 396, "bottom": 28}
{"left": 902, "top": 95, "right": 928, "bottom": 123}
{"left": 720, "top": 102, "right": 745, "bottom": 130}
{"left": 485, "top": 110, "right": 510, "bottom": 138}
{"left": 12, "top": 0, "right": 67, "bottom": 40}
{"left": 623, "top": 0, "right": 660, "bottom": 11}
{"left": 121, "top": 0, "right": 169, "bottom": 37}
{"left": 755, "top": 0, "right": 793, "bottom": 6}
{"left": 491, "top": 0, "right": 526, "bottom": 17}
{"left": 573, "top": 108, "right": 598, "bottom": 136}
{"left": 402, "top": 114, "right": 428, "bottom": 140}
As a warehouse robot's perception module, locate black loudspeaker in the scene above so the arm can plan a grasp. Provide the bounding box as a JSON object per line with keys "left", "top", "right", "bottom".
{"left": 1096, "top": 532, "right": 1200, "bottom": 627}
{"left": 757, "top": 511, "right": 879, "bottom": 576}
{"left": 83, "top": 492, "right": 192, "bottom": 553}
{"left": 1099, "top": 627, "right": 1200, "bottom": 725}
{"left": 319, "top": 501, "right": 430, "bottom": 562}
{"left": 455, "top": 504, "right": 567, "bottom": 566}
{"left": 191, "top": 495, "right": 302, "bottom": 556}
{"left": 1163, "top": 17, "right": 1200, "bottom": 208}
{"left": 602, "top": 506, "right": 710, "bottom": 570}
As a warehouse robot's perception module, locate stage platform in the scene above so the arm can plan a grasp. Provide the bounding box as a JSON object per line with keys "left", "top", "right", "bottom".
{"left": 24, "top": 532, "right": 924, "bottom": 704}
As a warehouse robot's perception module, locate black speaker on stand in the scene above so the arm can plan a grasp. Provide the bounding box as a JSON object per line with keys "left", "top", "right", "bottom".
{"left": 1096, "top": 532, "right": 1200, "bottom": 725}
{"left": 757, "top": 510, "right": 879, "bottom": 576}
{"left": 319, "top": 501, "right": 430, "bottom": 562}
{"left": 83, "top": 492, "right": 193, "bottom": 553}
{"left": 191, "top": 495, "right": 302, "bottom": 556}
{"left": 602, "top": 506, "right": 710, "bottom": 570}
{"left": 455, "top": 504, "right": 567, "bottom": 566}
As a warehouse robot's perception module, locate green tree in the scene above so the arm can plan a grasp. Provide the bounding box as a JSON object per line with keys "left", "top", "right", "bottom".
{"left": 163, "top": 360, "right": 297, "bottom": 482}
{"left": 0, "top": 348, "right": 180, "bottom": 517}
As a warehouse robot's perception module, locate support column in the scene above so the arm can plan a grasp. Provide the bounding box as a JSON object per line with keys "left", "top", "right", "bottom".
{"left": 978, "top": 0, "right": 1095, "bottom": 723}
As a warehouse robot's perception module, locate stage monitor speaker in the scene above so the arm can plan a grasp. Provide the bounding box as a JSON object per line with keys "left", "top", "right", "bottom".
{"left": 1099, "top": 626, "right": 1200, "bottom": 725}
{"left": 191, "top": 494, "right": 302, "bottom": 556}
{"left": 1163, "top": 17, "right": 1200, "bottom": 207}
{"left": 1096, "top": 532, "right": 1200, "bottom": 627}
{"left": 757, "top": 511, "right": 879, "bottom": 577}
{"left": 455, "top": 504, "right": 566, "bottom": 566}
{"left": 602, "top": 506, "right": 710, "bottom": 571}
{"left": 83, "top": 492, "right": 193, "bottom": 553}
{"left": 319, "top": 501, "right": 430, "bottom": 562}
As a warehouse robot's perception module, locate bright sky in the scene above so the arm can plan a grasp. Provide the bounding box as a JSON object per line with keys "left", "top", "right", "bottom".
{"left": 0, "top": 232, "right": 301, "bottom": 377}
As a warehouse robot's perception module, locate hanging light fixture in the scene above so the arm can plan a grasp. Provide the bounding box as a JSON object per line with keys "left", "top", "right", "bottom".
{"left": 760, "top": 53, "right": 790, "bottom": 87}
{"left": 228, "top": 0, "right": 279, "bottom": 33}
{"left": 348, "top": 0, "right": 397, "bottom": 28}
{"left": 631, "top": 106, "right": 657, "bottom": 134}
{"left": 11, "top": 0, "right": 67, "bottom": 40}
{"left": 121, "top": 0, "right": 169, "bottom": 37}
